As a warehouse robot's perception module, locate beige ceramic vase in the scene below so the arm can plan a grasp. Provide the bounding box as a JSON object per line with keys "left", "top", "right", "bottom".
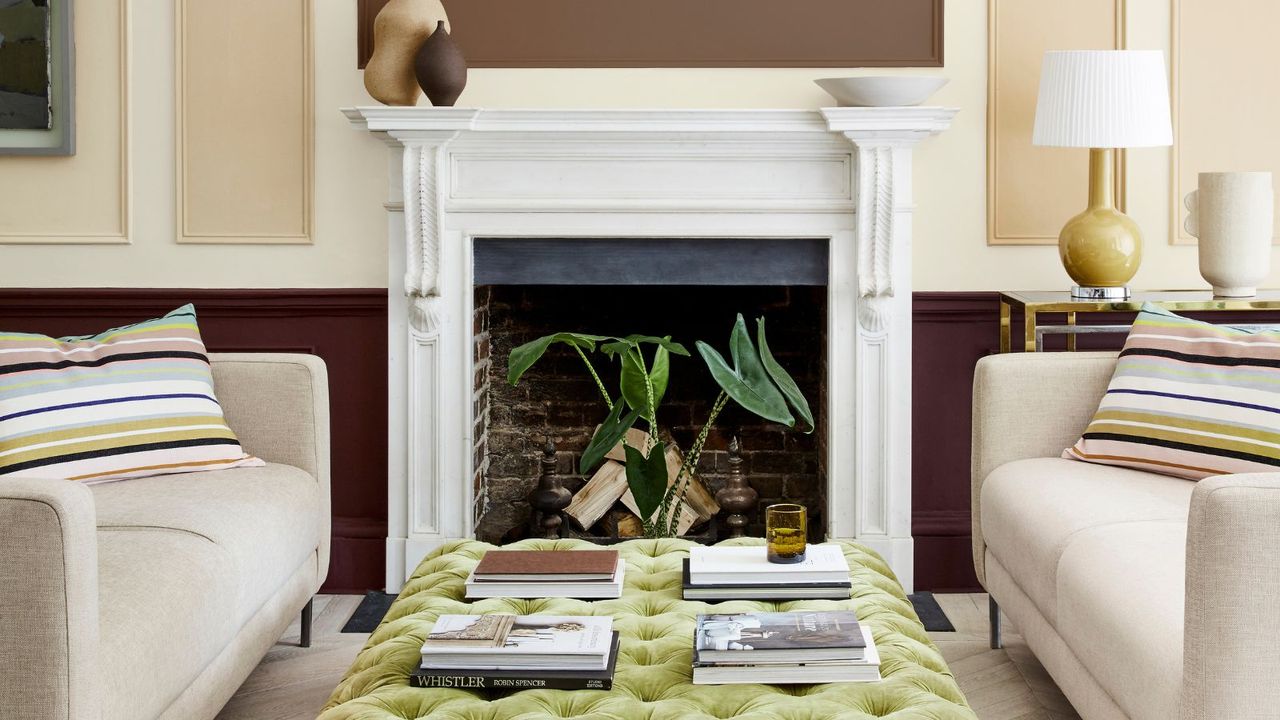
{"left": 1184, "top": 172, "right": 1274, "bottom": 297}
{"left": 364, "top": 0, "right": 450, "bottom": 106}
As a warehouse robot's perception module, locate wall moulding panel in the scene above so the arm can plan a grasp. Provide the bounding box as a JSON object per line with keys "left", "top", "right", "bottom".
{"left": 0, "top": 0, "right": 129, "bottom": 245}
{"left": 987, "top": 0, "right": 1127, "bottom": 246}
{"left": 357, "top": 0, "right": 942, "bottom": 69}
{"left": 176, "top": 0, "right": 313, "bottom": 244}
{"left": 1171, "top": 0, "right": 1280, "bottom": 245}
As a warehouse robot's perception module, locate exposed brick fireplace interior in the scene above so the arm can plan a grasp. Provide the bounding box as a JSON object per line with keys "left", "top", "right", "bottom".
{"left": 472, "top": 284, "right": 827, "bottom": 543}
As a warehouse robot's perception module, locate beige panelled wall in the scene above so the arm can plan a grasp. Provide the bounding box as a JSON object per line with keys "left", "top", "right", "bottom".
{"left": 0, "top": 0, "right": 1278, "bottom": 290}
{"left": 987, "top": 0, "right": 1125, "bottom": 245}
{"left": 0, "top": 0, "right": 128, "bottom": 244}
{"left": 1172, "top": 0, "right": 1280, "bottom": 244}
{"left": 177, "top": 0, "right": 312, "bottom": 243}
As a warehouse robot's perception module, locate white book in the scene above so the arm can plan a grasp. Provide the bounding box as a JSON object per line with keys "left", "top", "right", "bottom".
{"left": 693, "top": 624, "right": 881, "bottom": 685}
{"left": 689, "top": 544, "right": 851, "bottom": 585}
{"left": 465, "top": 558, "right": 625, "bottom": 599}
{"left": 421, "top": 615, "right": 613, "bottom": 670}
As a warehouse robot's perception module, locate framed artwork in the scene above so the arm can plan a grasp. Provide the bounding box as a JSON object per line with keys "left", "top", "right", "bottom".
{"left": 0, "top": 0, "right": 74, "bottom": 155}
{"left": 357, "top": 0, "right": 943, "bottom": 69}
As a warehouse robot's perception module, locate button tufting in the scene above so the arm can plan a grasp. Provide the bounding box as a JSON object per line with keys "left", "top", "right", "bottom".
{"left": 319, "top": 538, "right": 978, "bottom": 720}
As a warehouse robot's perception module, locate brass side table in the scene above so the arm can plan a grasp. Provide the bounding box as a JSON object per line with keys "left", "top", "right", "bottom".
{"left": 999, "top": 290, "right": 1280, "bottom": 353}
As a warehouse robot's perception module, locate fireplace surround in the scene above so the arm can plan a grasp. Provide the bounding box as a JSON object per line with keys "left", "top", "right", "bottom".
{"left": 344, "top": 107, "right": 956, "bottom": 592}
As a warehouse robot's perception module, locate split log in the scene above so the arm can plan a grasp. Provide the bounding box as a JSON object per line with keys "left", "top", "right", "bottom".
{"left": 620, "top": 487, "right": 699, "bottom": 536}
{"left": 663, "top": 444, "right": 720, "bottom": 522}
{"left": 604, "top": 427, "right": 654, "bottom": 462}
{"left": 563, "top": 460, "right": 627, "bottom": 530}
{"left": 611, "top": 510, "right": 645, "bottom": 538}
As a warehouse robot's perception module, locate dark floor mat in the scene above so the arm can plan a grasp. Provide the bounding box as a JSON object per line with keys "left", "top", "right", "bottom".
{"left": 908, "top": 591, "right": 956, "bottom": 632}
{"left": 341, "top": 591, "right": 397, "bottom": 633}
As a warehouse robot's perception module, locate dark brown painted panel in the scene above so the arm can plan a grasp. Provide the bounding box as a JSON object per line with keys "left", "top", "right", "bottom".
{"left": 912, "top": 292, "right": 997, "bottom": 592}
{"left": 358, "top": 0, "right": 943, "bottom": 69}
{"left": 0, "top": 289, "right": 389, "bottom": 593}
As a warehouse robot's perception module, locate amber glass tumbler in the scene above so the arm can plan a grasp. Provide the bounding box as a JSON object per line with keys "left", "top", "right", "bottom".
{"left": 766, "top": 503, "right": 807, "bottom": 564}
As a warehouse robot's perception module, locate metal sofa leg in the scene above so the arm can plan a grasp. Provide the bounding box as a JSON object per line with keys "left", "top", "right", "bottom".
{"left": 300, "top": 598, "right": 314, "bottom": 648}
{"left": 989, "top": 595, "right": 1003, "bottom": 649}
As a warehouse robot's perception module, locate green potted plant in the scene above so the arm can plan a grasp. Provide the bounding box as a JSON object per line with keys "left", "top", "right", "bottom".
{"left": 507, "top": 314, "right": 812, "bottom": 538}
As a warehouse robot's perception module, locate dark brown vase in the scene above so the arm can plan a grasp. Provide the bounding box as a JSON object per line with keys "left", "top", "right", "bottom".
{"left": 413, "top": 21, "right": 467, "bottom": 107}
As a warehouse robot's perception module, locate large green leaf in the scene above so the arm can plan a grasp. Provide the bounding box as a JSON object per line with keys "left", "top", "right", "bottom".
{"left": 507, "top": 332, "right": 609, "bottom": 386}
{"left": 757, "top": 317, "right": 814, "bottom": 433}
{"left": 600, "top": 335, "right": 690, "bottom": 359}
{"left": 579, "top": 399, "right": 640, "bottom": 474}
{"left": 623, "top": 440, "right": 668, "bottom": 524}
{"left": 696, "top": 317, "right": 794, "bottom": 426}
{"left": 619, "top": 345, "right": 670, "bottom": 416}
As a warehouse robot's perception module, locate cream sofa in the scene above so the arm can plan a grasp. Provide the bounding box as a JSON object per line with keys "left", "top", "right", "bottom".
{"left": 972, "top": 351, "right": 1280, "bottom": 720}
{"left": 0, "top": 354, "right": 330, "bottom": 720}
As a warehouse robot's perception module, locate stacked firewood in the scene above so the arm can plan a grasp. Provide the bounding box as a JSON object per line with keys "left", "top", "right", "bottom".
{"left": 564, "top": 429, "right": 719, "bottom": 537}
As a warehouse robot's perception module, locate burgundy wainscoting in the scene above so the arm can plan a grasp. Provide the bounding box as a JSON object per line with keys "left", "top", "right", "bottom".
{"left": 0, "top": 289, "right": 389, "bottom": 593}
{"left": 912, "top": 291, "right": 1001, "bottom": 592}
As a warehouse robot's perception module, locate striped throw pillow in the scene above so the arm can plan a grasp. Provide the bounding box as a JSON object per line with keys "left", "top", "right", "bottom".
{"left": 1065, "top": 303, "right": 1280, "bottom": 480}
{"left": 0, "top": 305, "right": 262, "bottom": 484}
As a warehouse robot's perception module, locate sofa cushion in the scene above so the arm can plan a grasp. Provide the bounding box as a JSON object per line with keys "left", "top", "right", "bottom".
{"left": 93, "top": 463, "right": 322, "bottom": 626}
{"left": 0, "top": 304, "right": 262, "bottom": 484}
{"left": 97, "top": 525, "right": 237, "bottom": 720}
{"left": 981, "top": 457, "right": 1192, "bottom": 622}
{"left": 1066, "top": 303, "right": 1280, "bottom": 480}
{"left": 1056, "top": 520, "right": 1186, "bottom": 720}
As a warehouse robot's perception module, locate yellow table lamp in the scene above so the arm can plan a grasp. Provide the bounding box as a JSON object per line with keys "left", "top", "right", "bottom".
{"left": 1033, "top": 50, "right": 1173, "bottom": 299}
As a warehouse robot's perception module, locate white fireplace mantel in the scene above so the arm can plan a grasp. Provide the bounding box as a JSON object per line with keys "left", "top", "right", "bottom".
{"left": 344, "top": 106, "right": 956, "bottom": 593}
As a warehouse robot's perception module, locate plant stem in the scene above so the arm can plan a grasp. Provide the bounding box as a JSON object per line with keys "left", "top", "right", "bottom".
{"left": 633, "top": 350, "right": 659, "bottom": 442}
{"left": 575, "top": 345, "right": 612, "bottom": 410}
{"left": 659, "top": 391, "right": 729, "bottom": 536}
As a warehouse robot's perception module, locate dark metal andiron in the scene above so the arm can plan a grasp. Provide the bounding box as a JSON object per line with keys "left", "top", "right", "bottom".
{"left": 715, "top": 436, "right": 758, "bottom": 538}
{"left": 528, "top": 437, "right": 572, "bottom": 538}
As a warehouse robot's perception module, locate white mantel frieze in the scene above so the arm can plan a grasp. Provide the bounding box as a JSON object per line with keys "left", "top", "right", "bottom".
{"left": 345, "top": 106, "right": 956, "bottom": 592}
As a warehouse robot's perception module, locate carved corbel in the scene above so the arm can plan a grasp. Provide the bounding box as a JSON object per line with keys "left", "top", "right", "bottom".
{"left": 400, "top": 132, "right": 458, "bottom": 335}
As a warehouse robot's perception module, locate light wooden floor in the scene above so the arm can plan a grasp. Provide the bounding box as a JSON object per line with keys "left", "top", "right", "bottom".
{"left": 214, "top": 593, "right": 1080, "bottom": 720}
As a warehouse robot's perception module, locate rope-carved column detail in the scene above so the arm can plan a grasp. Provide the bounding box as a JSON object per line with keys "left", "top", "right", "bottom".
{"left": 400, "top": 133, "right": 458, "bottom": 336}
{"left": 852, "top": 143, "right": 897, "bottom": 333}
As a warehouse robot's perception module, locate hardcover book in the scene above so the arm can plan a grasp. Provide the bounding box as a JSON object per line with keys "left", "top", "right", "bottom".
{"left": 688, "top": 544, "right": 851, "bottom": 585}
{"left": 421, "top": 614, "right": 614, "bottom": 670}
{"left": 692, "top": 624, "right": 881, "bottom": 685}
{"left": 411, "top": 632, "right": 621, "bottom": 691}
{"left": 465, "top": 558, "right": 625, "bottom": 599}
{"left": 694, "top": 611, "right": 866, "bottom": 663}
{"left": 472, "top": 550, "right": 620, "bottom": 581}
{"left": 681, "top": 559, "right": 850, "bottom": 600}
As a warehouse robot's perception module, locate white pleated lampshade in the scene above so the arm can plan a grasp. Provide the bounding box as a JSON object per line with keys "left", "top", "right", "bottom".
{"left": 1032, "top": 50, "right": 1173, "bottom": 148}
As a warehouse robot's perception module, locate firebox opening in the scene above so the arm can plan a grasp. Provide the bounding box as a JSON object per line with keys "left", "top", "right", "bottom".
{"left": 472, "top": 283, "right": 828, "bottom": 544}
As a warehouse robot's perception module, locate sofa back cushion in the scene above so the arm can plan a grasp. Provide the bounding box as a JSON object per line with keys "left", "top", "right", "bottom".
{"left": 0, "top": 305, "right": 262, "bottom": 483}
{"left": 1065, "top": 303, "right": 1280, "bottom": 480}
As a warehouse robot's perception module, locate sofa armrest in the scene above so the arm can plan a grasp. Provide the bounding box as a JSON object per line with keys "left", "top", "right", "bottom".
{"left": 1182, "top": 474, "right": 1280, "bottom": 720}
{"left": 0, "top": 478, "right": 100, "bottom": 720}
{"left": 971, "top": 351, "right": 1116, "bottom": 586}
{"left": 210, "top": 353, "right": 331, "bottom": 585}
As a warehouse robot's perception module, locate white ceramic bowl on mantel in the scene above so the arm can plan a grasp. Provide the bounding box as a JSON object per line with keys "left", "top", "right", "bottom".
{"left": 815, "top": 76, "right": 948, "bottom": 107}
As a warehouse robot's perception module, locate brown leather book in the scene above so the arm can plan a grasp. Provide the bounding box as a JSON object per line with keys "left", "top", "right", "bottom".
{"left": 473, "top": 550, "right": 620, "bottom": 581}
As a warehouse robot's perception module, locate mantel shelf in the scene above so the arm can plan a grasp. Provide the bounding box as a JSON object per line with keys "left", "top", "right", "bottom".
{"left": 341, "top": 106, "right": 959, "bottom": 138}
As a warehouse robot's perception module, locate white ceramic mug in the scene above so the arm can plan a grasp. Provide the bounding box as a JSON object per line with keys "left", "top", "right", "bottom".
{"left": 1184, "top": 171, "right": 1274, "bottom": 297}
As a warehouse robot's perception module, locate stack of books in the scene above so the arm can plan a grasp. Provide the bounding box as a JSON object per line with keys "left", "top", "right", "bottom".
{"left": 413, "top": 614, "right": 620, "bottom": 690}
{"left": 465, "top": 549, "right": 625, "bottom": 599}
{"left": 683, "top": 544, "right": 852, "bottom": 600}
{"left": 691, "top": 611, "right": 880, "bottom": 684}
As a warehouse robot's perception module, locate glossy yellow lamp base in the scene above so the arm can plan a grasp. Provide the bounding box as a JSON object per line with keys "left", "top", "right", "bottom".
{"left": 1060, "top": 148, "right": 1141, "bottom": 299}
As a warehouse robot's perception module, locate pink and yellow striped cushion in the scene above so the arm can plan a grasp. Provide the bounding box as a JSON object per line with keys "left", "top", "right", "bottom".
{"left": 0, "top": 305, "right": 262, "bottom": 484}
{"left": 1066, "top": 304, "right": 1280, "bottom": 480}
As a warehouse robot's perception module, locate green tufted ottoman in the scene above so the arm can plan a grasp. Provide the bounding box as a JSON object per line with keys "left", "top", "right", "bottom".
{"left": 322, "top": 538, "right": 975, "bottom": 720}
